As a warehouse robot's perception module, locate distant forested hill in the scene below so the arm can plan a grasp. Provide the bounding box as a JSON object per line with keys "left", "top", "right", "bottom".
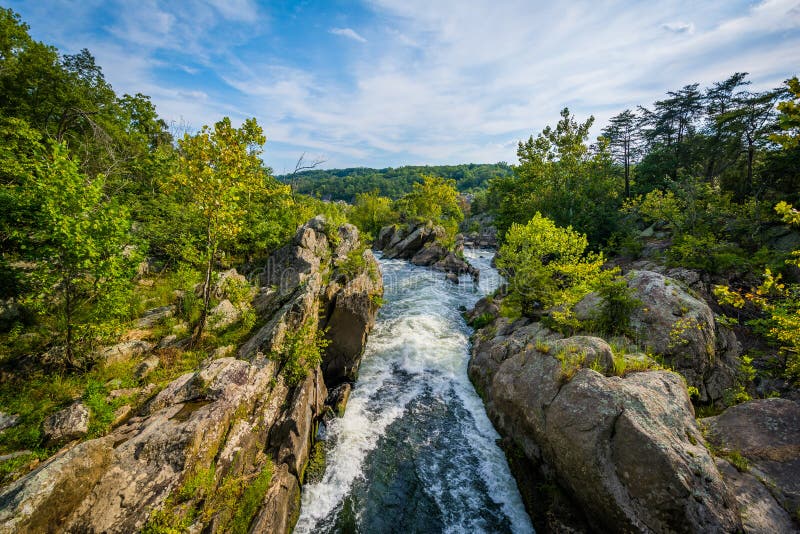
{"left": 278, "top": 163, "right": 513, "bottom": 201}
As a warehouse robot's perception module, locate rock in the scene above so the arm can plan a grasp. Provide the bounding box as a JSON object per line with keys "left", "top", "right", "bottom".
{"left": 320, "top": 251, "right": 382, "bottom": 386}
{"left": 410, "top": 243, "right": 448, "bottom": 266}
{"left": 211, "top": 345, "right": 235, "bottom": 359}
{"left": 0, "top": 299, "right": 24, "bottom": 332}
{"left": 213, "top": 268, "right": 248, "bottom": 298}
{"left": 0, "top": 217, "right": 383, "bottom": 534}
{"left": 715, "top": 458, "right": 798, "bottom": 533}
{"left": 333, "top": 223, "right": 360, "bottom": 260}
{"left": 97, "top": 340, "right": 153, "bottom": 365}
{"left": 42, "top": 402, "right": 90, "bottom": 446}
{"left": 135, "top": 356, "right": 160, "bottom": 379}
{"left": 113, "top": 405, "right": 133, "bottom": 426}
{"left": 703, "top": 398, "right": 800, "bottom": 519}
{"left": 470, "top": 320, "right": 741, "bottom": 532}
{"left": 135, "top": 306, "right": 174, "bottom": 329}
{"left": 574, "top": 270, "right": 740, "bottom": 402}
{"left": 249, "top": 463, "right": 300, "bottom": 534}
{"left": 445, "top": 272, "right": 459, "bottom": 284}
{"left": 208, "top": 299, "right": 240, "bottom": 330}
{"left": 0, "top": 412, "right": 19, "bottom": 432}
{"left": 466, "top": 296, "right": 500, "bottom": 325}
{"left": 327, "top": 383, "right": 352, "bottom": 417}
{"left": 107, "top": 388, "right": 139, "bottom": 401}
{"left": 379, "top": 221, "right": 445, "bottom": 260}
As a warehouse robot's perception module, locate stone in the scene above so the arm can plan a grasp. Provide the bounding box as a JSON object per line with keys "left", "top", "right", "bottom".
{"left": 470, "top": 313, "right": 742, "bottom": 532}
{"left": 42, "top": 402, "right": 90, "bottom": 445}
{"left": 97, "top": 340, "right": 153, "bottom": 365}
{"left": 574, "top": 270, "right": 740, "bottom": 402}
{"left": 703, "top": 398, "right": 800, "bottom": 518}
{"left": 135, "top": 306, "right": 174, "bottom": 329}
{"left": 212, "top": 268, "right": 248, "bottom": 298}
{"left": 715, "top": 458, "right": 798, "bottom": 534}
{"left": 0, "top": 411, "right": 19, "bottom": 432}
{"left": 321, "top": 252, "right": 382, "bottom": 386}
{"left": 327, "top": 383, "right": 352, "bottom": 417}
{"left": 208, "top": 299, "right": 240, "bottom": 330}
{"left": 135, "top": 356, "right": 160, "bottom": 379}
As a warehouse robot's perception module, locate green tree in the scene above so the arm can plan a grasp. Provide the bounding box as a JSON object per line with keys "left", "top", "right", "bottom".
{"left": 491, "top": 108, "right": 621, "bottom": 246}
{"left": 496, "top": 213, "right": 604, "bottom": 317}
{"left": 26, "top": 143, "right": 134, "bottom": 366}
{"left": 166, "top": 117, "right": 267, "bottom": 343}
{"left": 602, "top": 109, "right": 640, "bottom": 199}
{"left": 395, "top": 174, "right": 463, "bottom": 239}
{"left": 349, "top": 191, "right": 395, "bottom": 238}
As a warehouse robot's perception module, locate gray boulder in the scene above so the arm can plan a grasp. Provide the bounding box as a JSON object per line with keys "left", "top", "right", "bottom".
{"left": 42, "top": 402, "right": 90, "bottom": 446}
{"left": 703, "top": 398, "right": 800, "bottom": 523}
{"left": 470, "top": 322, "right": 742, "bottom": 532}
{"left": 575, "top": 270, "right": 740, "bottom": 402}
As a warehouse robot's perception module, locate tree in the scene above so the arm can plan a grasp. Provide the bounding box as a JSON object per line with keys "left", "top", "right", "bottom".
{"left": 602, "top": 109, "right": 640, "bottom": 198}
{"left": 719, "top": 88, "right": 783, "bottom": 197}
{"left": 492, "top": 108, "right": 620, "bottom": 246}
{"left": 496, "top": 213, "right": 604, "bottom": 317}
{"left": 166, "top": 117, "right": 267, "bottom": 344}
{"left": 27, "top": 143, "right": 134, "bottom": 366}
{"left": 395, "top": 174, "right": 463, "bottom": 239}
{"left": 703, "top": 72, "right": 750, "bottom": 183}
{"left": 349, "top": 191, "right": 395, "bottom": 238}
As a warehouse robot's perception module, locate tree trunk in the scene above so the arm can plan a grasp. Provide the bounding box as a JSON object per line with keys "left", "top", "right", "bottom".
{"left": 192, "top": 226, "right": 215, "bottom": 347}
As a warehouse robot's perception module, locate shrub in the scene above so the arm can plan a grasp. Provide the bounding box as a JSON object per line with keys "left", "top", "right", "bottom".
{"left": 496, "top": 213, "right": 605, "bottom": 317}
{"left": 594, "top": 277, "right": 641, "bottom": 337}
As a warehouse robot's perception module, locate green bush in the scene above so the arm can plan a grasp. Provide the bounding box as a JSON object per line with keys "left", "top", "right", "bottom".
{"left": 496, "top": 213, "right": 606, "bottom": 317}
{"left": 593, "top": 277, "right": 641, "bottom": 336}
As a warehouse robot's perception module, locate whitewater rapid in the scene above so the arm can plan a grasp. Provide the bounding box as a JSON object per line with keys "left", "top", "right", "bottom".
{"left": 294, "top": 250, "right": 534, "bottom": 533}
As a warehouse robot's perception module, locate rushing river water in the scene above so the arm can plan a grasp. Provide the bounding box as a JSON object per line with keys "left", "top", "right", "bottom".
{"left": 294, "top": 250, "right": 534, "bottom": 534}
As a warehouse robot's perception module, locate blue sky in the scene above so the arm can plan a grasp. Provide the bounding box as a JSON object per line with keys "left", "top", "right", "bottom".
{"left": 7, "top": 0, "right": 800, "bottom": 173}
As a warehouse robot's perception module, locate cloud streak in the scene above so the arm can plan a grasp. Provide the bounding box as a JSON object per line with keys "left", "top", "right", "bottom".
{"left": 330, "top": 27, "right": 367, "bottom": 43}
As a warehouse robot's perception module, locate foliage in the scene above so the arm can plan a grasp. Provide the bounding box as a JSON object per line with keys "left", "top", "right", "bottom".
{"left": 23, "top": 143, "right": 136, "bottom": 365}
{"left": 164, "top": 117, "right": 267, "bottom": 343}
{"left": 348, "top": 191, "right": 395, "bottom": 239}
{"left": 496, "top": 213, "right": 606, "bottom": 317}
{"left": 593, "top": 277, "right": 642, "bottom": 337}
{"left": 394, "top": 174, "right": 464, "bottom": 240}
{"left": 272, "top": 316, "right": 329, "bottom": 386}
{"left": 282, "top": 163, "right": 513, "bottom": 201}
{"left": 490, "top": 108, "right": 622, "bottom": 246}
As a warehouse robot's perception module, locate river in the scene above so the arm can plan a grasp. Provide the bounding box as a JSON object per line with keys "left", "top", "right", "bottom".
{"left": 294, "top": 249, "right": 534, "bottom": 533}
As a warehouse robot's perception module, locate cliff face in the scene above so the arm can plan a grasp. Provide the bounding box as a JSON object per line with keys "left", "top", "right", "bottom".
{"left": 0, "top": 217, "right": 383, "bottom": 534}
{"left": 468, "top": 270, "right": 798, "bottom": 533}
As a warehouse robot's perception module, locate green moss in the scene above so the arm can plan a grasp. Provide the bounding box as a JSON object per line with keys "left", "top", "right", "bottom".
{"left": 469, "top": 312, "right": 495, "bottom": 330}
{"left": 304, "top": 440, "right": 327, "bottom": 484}
{"left": 230, "top": 462, "right": 273, "bottom": 534}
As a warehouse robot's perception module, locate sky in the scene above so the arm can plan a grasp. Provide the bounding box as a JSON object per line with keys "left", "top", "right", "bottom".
{"left": 7, "top": 0, "right": 800, "bottom": 173}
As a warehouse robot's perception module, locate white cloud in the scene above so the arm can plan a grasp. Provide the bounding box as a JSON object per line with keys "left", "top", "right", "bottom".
{"left": 662, "top": 21, "right": 695, "bottom": 34}
{"left": 329, "top": 27, "right": 367, "bottom": 43}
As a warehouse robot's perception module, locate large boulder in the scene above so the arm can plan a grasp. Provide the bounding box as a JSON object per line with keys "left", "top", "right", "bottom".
{"left": 375, "top": 221, "right": 445, "bottom": 260}
{"left": 321, "top": 250, "right": 382, "bottom": 386}
{"left": 575, "top": 270, "right": 740, "bottom": 402}
{"left": 702, "top": 398, "right": 800, "bottom": 525}
{"left": 470, "top": 323, "right": 742, "bottom": 533}
{"left": 42, "top": 402, "right": 90, "bottom": 446}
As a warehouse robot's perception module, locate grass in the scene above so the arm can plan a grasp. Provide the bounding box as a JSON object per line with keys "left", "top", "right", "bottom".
{"left": 556, "top": 346, "right": 586, "bottom": 383}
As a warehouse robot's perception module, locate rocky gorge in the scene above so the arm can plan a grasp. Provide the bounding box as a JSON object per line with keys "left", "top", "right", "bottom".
{"left": 0, "top": 217, "right": 383, "bottom": 533}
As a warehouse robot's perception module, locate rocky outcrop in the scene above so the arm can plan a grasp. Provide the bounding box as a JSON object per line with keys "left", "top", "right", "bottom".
{"left": 375, "top": 221, "right": 479, "bottom": 281}
{"left": 0, "top": 217, "right": 383, "bottom": 534}
{"left": 575, "top": 270, "right": 741, "bottom": 402}
{"left": 41, "top": 402, "right": 89, "bottom": 446}
{"left": 702, "top": 398, "right": 800, "bottom": 531}
{"left": 469, "top": 314, "right": 743, "bottom": 533}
